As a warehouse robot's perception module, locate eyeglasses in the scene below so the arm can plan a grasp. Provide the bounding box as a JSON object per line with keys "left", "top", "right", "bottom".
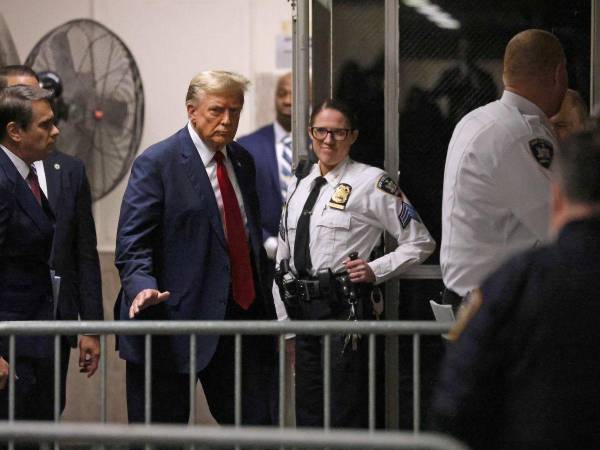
{"left": 310, "top": 127, "right": 352, "bottom": 141}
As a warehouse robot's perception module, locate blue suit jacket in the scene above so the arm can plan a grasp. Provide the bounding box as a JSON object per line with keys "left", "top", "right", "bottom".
{"left": 431, "top": 217, "right": 600, "bottom": 448}
{"left": 44, "top": 151, "right": 103, "bottom": 343}
{"left": 0, "top": 148, "right": 55, "bottom": 358}
{"left": 238, "top": 124, "right": 282, "bottom": 242}
{"left": 115, "top": 127, "right": 275, "bottom": 373}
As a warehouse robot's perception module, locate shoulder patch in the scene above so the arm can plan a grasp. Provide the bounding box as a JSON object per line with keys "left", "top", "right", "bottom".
{"left": 328, "top": 183, "right": 352, "bottom": 210}
{"left": 398, "top": 202, "right": 422, "bottom": 229}
{"left": 376, "top": 175, "right": 399, "bottom": 196}
{"left": 528, "top": 138, "right": 554, "bottom": 169}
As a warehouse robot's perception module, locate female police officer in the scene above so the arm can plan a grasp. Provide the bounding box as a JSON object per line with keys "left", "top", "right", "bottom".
{"left": 273, "top": 98, "right": 435, "bottom": 428}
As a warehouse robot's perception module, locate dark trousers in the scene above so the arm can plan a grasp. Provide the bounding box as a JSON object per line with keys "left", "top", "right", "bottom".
{"left": 295, "top": 333, "right": 368, "bottom": 428}
{"left": 294, "top": 289, "right": 373, "bottom": 429}
{"left": 126, "top": 299, "right": 276, "bottom": 425}
{"left": 0, "top": 341, "right": 70, "bottom": 421}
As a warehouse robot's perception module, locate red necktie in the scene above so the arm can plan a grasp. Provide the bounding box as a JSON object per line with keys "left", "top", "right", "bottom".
{"left": 27, "top": 165, "right": 42, "bottom": 206}
{"left": 214, "top": 151, "right": 255, "bottom": 310}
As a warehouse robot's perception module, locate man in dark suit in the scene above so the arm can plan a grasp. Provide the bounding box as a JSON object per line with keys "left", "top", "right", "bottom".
{"left": 115, "top": 70, "right": 276, "bottom": 425}
{"left": 0, "top": 84, "right": 60, "bottom": 419}
{"left": 431, "top": 124, "right": 600, "bottom": 449}
{"left": 0, "top": 65, "right": 104, "bottom": 413}
{"left": 238, "top": 72, "right": 292, "bottom": 260}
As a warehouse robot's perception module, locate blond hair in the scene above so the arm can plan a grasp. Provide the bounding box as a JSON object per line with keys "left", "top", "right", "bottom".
{"left": 185, "top": 70, "right": 250, "bottom": 106}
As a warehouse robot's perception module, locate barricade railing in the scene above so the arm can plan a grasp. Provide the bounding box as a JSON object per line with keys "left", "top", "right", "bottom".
{"left": 0, "top": 421, "right": 468, "bottom": 449}
{"left": 0, "top": 320, "right": 452, "bottom": 448}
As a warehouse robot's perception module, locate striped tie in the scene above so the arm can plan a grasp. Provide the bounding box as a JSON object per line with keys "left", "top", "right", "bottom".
{"left": 280, "top": 135, "right": 292, "bottom": 200}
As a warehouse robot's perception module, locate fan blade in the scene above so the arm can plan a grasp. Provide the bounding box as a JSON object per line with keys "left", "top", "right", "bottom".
{"left": 0, "top": 13, "right": 20, "bottom": 65}
{"left": 47, "top": 30, "right": 78, "bottom": 89}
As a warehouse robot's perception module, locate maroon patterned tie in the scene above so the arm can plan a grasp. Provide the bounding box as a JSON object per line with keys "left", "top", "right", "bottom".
{"left": 214, "top": 151, "right": 255, "bottom": 309}
{"left": 26, "top": 165, "right": 42, "bottom": 206}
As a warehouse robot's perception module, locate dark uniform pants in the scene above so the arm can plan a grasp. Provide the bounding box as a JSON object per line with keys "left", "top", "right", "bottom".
{"left": 294, "top": 292, "right": 371, "bottom": 428}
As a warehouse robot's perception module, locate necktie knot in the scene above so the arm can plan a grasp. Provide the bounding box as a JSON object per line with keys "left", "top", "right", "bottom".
{"left": 213, "top": 151, "right": 225, "bottom": 164}
{"left": 27, "top": 164, "right": 38, "bottom": 180}
{"left": 313, "top": 176, "right": 327, "bottom": 188}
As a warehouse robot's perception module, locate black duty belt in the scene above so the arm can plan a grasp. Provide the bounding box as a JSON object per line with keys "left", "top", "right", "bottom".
{"left": 297, "top": 272, "right": 371, "bottom": 301}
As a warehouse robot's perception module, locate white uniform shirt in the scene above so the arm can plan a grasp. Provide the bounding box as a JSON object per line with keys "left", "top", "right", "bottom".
{"left": 441, "top": 90, "right": 557, "bottom": 296}
{"left": 273, "top": 158, "right": 435, "bottom": 320}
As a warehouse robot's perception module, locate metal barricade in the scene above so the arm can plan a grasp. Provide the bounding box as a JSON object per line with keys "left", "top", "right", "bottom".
{"left": 0, "top": 320, "right": 453, "bottom": 448}
{"left": 0, "top": 421, "right": 468, "bottom": 449}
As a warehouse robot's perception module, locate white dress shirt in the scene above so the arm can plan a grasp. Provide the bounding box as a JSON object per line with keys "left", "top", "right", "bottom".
{"left": 272, "top": 158, "right": 435, "bottom": 320}
{"left": 187, "top": 122, "right": 248, "bottom": 229}
{"left": 33, "top": 160, "right": 48, "bottom": 197}
{"left": 441, "top": 90, "right": 557, "bottom": 296}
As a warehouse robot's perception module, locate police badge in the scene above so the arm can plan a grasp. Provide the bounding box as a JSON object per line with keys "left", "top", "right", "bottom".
{"left": 328, "top": 183, "right": 352, "bottom": 210}
{"left": 529, "top": 138, "right": 554, "bottom": 169}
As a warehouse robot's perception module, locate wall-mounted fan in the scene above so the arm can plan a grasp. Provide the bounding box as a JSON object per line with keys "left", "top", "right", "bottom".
{"left": 26, "top": 19, "right": 144, "bottom": 201}
{"left": 0, "top": 13, "right": 20, "bottom": 66}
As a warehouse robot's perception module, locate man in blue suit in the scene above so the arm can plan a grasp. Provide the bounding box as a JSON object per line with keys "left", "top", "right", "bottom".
{"left": 115, "top": 70, "right": 276, "bottom": 425}
{"left": 0, "top": 84, "right": 60, "bottom": 419}
{"left": 238, "top": 72, "right": 292, "bottom": 260}
{"left": 0, "top": 65, "right": 104, "bottom": 414}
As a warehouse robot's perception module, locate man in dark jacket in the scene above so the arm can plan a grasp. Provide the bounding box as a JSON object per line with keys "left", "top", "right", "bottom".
{"left": 0, "top": 65, "right": 103, "bottom": 414}
{"left": 431, "top": 123, "right": 600, "bottom": 449}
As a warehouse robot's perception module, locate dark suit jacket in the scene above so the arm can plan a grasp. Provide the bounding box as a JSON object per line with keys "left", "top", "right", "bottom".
{"left": 238, "top": 124, "right": 282, "bottom": 242}
{"left": 0, "top": 148, "right": 55, "bottom": 358}
{"left": 431, "top": 216, "right": 600, "bottom": 449}
{"left": 43, "top": 151, "right": 103, "bottom": 343}
{"left": 115, "top": 126, "right": 275, "bottom": 373}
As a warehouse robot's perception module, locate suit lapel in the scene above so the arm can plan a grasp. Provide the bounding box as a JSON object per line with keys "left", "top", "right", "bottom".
{"left": 0, "top": 149, "right": 54, "bottom": 236}
{"left": 177, "top": 128, "right": 227, "bottom": 249}
{"left": 15, "top": 169, "right": 54, "bottom": 236}
{"left": 43, "top": 154, "right": 62, "bottom": 212}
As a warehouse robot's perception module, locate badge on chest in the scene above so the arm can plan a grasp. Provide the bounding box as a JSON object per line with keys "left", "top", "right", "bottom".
{"left": 328, "top": 183, "right": 352, "bottom": 210}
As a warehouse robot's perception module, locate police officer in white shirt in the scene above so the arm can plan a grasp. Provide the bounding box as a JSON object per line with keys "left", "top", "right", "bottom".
{"left": 441, "top": 29, "right": 568, "bottom": 306}
{"left": 273, "top": 98, "right": 434, "bottom": 428}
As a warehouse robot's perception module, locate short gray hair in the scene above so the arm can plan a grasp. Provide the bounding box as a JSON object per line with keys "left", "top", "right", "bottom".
{"left": 185, "top": 70, "right": 250, "bottom": 106}
{"left": 0, "top": 84, "right": 53, "bottom": 140}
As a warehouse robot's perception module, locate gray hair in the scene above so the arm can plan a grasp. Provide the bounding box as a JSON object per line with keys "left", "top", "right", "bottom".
{"left": 185, "top": 70, "right": 250, "bottom": 106}
{"left": 0, "top": 84, "right": 53, "bottom": 140}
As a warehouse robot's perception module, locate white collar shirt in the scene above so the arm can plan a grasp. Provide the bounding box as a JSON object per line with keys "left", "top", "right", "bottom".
{"left": 272, "top": 158, "right": 435, "bottom": 320}
{"left": 441, "top": 90, "right": 557, "bottom": 296}
{"left": 33, "top": 160, "right": 48, "bottom": 198}
{"left": 187, "top": 121, "right": 248, "bottom": 229}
